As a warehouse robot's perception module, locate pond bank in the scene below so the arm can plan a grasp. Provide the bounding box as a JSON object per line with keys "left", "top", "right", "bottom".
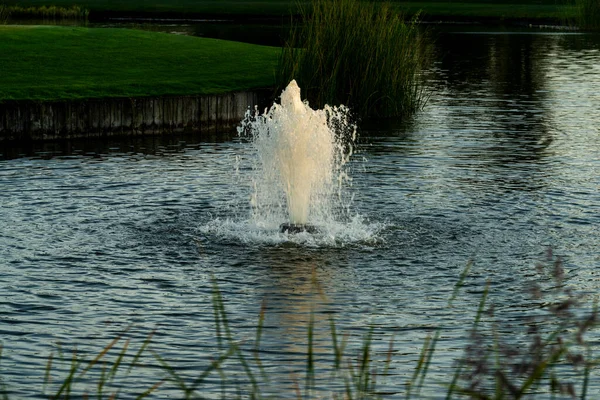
{"left": 0, "top": 90, "right": 272, "bottom": 141}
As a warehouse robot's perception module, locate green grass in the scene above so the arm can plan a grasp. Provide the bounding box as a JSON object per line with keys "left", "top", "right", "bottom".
{"left": 0, "top": 25, "right": 280, "bottom": 101}
{"left": 279, "top": 0, "right": 430, "bottom": 118}
{"left": 1, "top": 0, "right": 578, "bottom": 21}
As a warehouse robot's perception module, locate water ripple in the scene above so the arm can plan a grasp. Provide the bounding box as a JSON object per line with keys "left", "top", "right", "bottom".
{"left": 1, "top": 31, "right": 599, "bottom": 398}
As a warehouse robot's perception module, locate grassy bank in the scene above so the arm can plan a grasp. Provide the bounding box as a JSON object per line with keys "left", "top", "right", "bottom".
{"left": 0, "top": 26, "right": 280, "bottom": 101}
{"left": 1, "top": 0, "right": 577, "bottom": 22}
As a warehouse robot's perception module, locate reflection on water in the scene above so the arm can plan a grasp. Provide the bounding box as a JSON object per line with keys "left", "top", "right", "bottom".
{"left": 1, "top": 30, "right": 600, "bottom": 398}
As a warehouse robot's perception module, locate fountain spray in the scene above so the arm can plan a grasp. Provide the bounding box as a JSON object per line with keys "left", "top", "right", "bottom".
{"left": 238, "top": 80, "right": 355, "bottom": 234}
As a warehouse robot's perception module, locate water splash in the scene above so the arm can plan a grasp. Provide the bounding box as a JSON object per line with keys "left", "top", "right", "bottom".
{"left": 239, "top": 80, "right": 356, "bottom": 228}
{"left": 199, "top": 80, "right": 382, "bottom": 246}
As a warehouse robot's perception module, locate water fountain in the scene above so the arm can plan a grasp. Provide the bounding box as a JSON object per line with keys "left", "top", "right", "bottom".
{"left": 238, "top": 80, "right": 355, "bottom": 234}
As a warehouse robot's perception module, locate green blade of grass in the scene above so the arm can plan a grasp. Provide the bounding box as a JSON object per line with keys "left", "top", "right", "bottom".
{"left": 330, "top": 316, "right": 342, "bottom": 370}
{"left": 43, "top": 351, "right": 54, "bottom": 394}
{"left": 189, "top": 346, "right": 238, "bottom": 393}
{"left": 52, "top": 349, "right": 80, "bottom": 399}
{"left": 449, "top": 260, "right": 473, "bottom": 307}
{"left": 79, "top": 326, "right": 131, "bottom": 378}
{"left": 97, "top": 362, "right": 107, "bottom": 400}
{"left": 135, "top": 379, "right": 165, "bottom": 400}
{"left": 128, "top": 329, "right": 156, "bottom": 373}
{"left": 406, "top": 333, "right": 431, "bottom": 399}
{"left": 108, "top": 339, "right": 130, "bottom": 381}
{"left": 415, "top": 330, "right": 440, "bottom": 396}
{"left": 152, "top": 351, "right": 189, "bottom": 394}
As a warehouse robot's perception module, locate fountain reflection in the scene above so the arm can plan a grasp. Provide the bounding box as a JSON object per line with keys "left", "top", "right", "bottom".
{"left": 254, "top": 248, "right": 346, "bottom": 396}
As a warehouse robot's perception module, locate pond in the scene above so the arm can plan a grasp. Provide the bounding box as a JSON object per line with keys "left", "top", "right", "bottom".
{"left": 1, "top": 29, "right": 599, "bottom": 398}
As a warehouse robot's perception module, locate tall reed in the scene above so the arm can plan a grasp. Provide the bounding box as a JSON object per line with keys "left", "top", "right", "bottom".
{"left": 2, "top": 5, "right": 89, "bottom": 21}
{"left": 0, "top": 258, "right": 597, "bottom": 398}
{"left": 451, "top": 253, "right": 599, "bottom": 398}
{"left": 279, "top": 0, "right": 430, "bottom": 119}
{"left": 576, "top": 0, "right": 600, "bottom": 30}
{"left": 0, "top": 4, "right": 9, "bottom": 24}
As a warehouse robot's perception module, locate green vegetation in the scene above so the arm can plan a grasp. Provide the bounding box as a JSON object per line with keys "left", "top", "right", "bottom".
{"left": 450, "top": 257, "right": 598, "bottom": 399}
{"left": 0, "top": 26, "right": 280, "bottom": 101}
{"left": 0, "top": 4, "right": 9, "bottom": 23}
{"left": 0, "top": 0, "right": 577, "bottom": 21}
{"left": 575, "top": 0, "right": 600, "bottom": 30}
{"left": 0, "top": 0, "right": 298, "bottom": 17}
{"left": 0, "top": 4, "right": 88, "bottom": 20}
{"left": 279, "top": 0, "right": 430, "bottom": 118}
{"left": 1, "top": 257, "right": 597, "bottom": 398}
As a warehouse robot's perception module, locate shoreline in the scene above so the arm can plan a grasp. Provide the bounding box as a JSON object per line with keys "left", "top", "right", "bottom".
{"left": 0, "top": 90, "right": 273, "bottom": 142}
{"left": 0, "top": 7, "right": 579, "bottom": 142}
{"left": 87, "top": 11, "right": 569, "bottom": 28}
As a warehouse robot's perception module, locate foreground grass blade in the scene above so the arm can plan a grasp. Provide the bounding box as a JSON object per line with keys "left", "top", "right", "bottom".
{"left": 80, "top": 326, "right": 131, "bottom": 378}
{"left": 152, "top": 352, "right": 190, "bottom": 394}
{"left": 44, "top": 351, "right": 54, "bottom": 393}
{"left": 108, "top": 339, "right": 130, "bottom": 381}
{"left": 52, "top": 350, "right": 80, "bottom": 399}
{"left": 416, "top": 330, "right": 440, "bottom": 395}
{"left": 128, "top": 329, "right": 156, "bottom": 373}
{"left": 449, "top": 260, "right": 473, "bottom": 307}
{"left": 135, "top": 379, "right": 165, "bottom": 400}
{"left": 189, "top": 346, "right": 238, "bottom": 394}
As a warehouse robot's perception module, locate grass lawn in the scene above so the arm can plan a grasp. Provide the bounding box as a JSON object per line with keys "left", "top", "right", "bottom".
{"left": 0, "top": 26, "right": 280, "bottom": 101}
{"left": 1, "top": 0, "right": 576, "bottom": 20}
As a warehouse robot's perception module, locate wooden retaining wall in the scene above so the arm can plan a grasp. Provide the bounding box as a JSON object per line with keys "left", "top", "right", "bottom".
{"left": 0, "top": 90, "right": 272, "bottom": 141}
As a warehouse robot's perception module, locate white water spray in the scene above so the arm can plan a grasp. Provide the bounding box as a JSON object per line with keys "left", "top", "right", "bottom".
{"left": 238, "top": 80, "right": 356, "bottom": 230}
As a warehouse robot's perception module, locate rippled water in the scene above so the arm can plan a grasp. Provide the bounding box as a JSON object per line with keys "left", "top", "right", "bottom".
{"left": 1, "top": 31, "right": 599, "bottom": 398}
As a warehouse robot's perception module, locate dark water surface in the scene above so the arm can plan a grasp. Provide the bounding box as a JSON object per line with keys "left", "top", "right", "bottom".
{"left": 1, "top": 31, "right": 599, "bottom": 398}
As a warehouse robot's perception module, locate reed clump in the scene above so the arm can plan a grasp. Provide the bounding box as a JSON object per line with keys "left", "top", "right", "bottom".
{"left": 451, "top": 252, "right": 599, "bottom": 399}
{"left": 279, "top": 0, "right": 430, "bottom": 119}
{"left": 0, "top": 256, "right": 598, "bottom": 398}
{"left": 0, "top": 4, "right": 89, "bottom": 21}
{"left": 0, "top": 4, "right": 9, "bottom": 24}
{"left": 575, "top": 0, "right": 600, "bottom": 30}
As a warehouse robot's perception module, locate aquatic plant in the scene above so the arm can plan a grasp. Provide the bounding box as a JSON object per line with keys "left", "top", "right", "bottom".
{"left": 0, "top": 255, "right": 597, "bottom": 398}
{"left": 575, "top": 0, "right": 600, "bottom": 30}
{"left": 0, "top": 4, "right": 88, "bottom": 21}
{"left": 0, "top": 4, "right": 9, "bottom": 24}
{"left": 451, "top": 251, "right": 599, "bottom": 399}
{"left": 9, "top": 328, "right": 162, "bottom": 399}
{"left": 278, "top": 0, "right": 430, "bottom": 119}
